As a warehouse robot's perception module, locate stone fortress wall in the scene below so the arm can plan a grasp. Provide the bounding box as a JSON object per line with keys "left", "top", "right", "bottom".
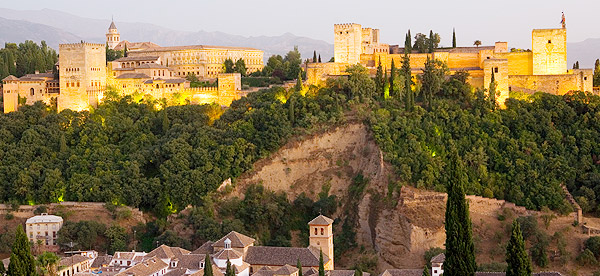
{"left": 308, "top": 21, "right": 594, "bottom": 107}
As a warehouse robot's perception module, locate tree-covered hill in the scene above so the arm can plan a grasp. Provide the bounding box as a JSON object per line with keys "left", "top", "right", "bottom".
{"left": 2, "top": 62, "right": 600, "bottom": 218}
{"left": 0, "top": 86, "right": 346, "bottom": 216}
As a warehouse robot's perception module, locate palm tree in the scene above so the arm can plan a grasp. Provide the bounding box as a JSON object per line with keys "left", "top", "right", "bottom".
{"left": 37, "top": 252, "right": 61, "bottom": 276}
{"left": 473, "top": 40, "right": 482, "bottom": 47}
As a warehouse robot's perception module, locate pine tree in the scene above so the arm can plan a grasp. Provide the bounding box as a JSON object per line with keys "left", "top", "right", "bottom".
{"left": 203, "top": 254, "right": 213, "bottom": 276}
{"left": 318, "top": 54, "right": 322, "bottom": 63}
{"left": 297, "top": 259, "right": 302, "bottom": 276}
{"left": 506, "top": 220, "right": 532, "bottom": 276}
{"left": 225, "top": 259, "right": 234, "bottom": 276}
{"left": 354, "top": 268, "right": 362, "bottom": 276}
{"left": 313, "top": 51, "right": 317, "bottom": 63}
{"left": 489, "top": 70, "right": 497, "bottom": 110}
{"left": 375, "top": 56, "right": 384, "bottom": 96}
{"left": 452, "top": 28, "right": 457, "bottom": 48}
{"left": 389, "top": 59, "right": 396, "bottom": 97}
{"left": 7, "top": 225, "right": 36, "bottom": 276}
{"left": 319, "top": 250, "right": 325, "bottom": 276}
{"left": 443, "top": 146, "right": 477, "bottom": 276}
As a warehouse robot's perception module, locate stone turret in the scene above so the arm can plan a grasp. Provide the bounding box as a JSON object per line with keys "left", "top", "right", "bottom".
{"left": 106, "top": 20, "right": 121, "bottom": 50}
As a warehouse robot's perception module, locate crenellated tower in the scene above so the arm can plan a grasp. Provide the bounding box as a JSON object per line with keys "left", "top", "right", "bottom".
{"left": 106, "top": 20, "right": 120, "bottom": 50}
{"left": 334, "top": 23, "right": 362, "bottom": 64}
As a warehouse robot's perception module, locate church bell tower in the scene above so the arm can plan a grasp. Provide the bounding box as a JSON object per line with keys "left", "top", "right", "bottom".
{"left": 106, "top": 19, "right": 120, "bottom": 50}
{"left": 308, "top": 215, "right": 334, "bottom": 270}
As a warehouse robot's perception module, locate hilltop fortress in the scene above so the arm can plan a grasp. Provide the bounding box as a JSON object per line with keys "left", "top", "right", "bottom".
{"left": 307, "top": 21, "right": 593, "bottom": 106}
{"left": 3, "top": 21, "right": 264, "bottom": 113}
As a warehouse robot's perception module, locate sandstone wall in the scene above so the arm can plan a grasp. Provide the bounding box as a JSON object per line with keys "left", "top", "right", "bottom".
{"left": 509, "top": 70, "right": 592, "bottom": 95}
{"left": 532, "top": 28, "right": 567, "bottom": 75}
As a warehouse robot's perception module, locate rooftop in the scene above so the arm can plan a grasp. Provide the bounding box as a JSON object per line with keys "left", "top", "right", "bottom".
{"left": 135, "top": 45, "right": 261, "bottom": 53}
{"left": 115, "top": 257, "right": 168, "bottom": 276}
{"left": 114, "top": 56, "right": 160, "bottom": 62}
{"left": 245, "top": 246, "right": 327, "bottom": 267}
{"left": 115, "top": 73, "right": 151, "bottom": 79}
{"left": 308, "top": 215, "right": 333, "bottom": 225}
{"left": 26, "top": 214, "right": 63, "bottom": 224}
{"left": 213, "top": 231, "right": 255, "bottom": 248}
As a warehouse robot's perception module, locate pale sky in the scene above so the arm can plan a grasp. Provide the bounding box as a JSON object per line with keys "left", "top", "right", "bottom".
{"left": 3, "top": 0, "right": 598, "bottom": 48}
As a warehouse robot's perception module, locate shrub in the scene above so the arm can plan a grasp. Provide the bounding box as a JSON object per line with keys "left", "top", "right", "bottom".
{"left": 34, "top": 205, "right": 48, "bottom": 215}
{"left": 585, "top": 236, "right": 600, "bottom": 258}
{"left": 576, "top": 249, "right": 598, "bottom": 266}
{"left": 516, "top": 216, "right": 538, "bottom": 240}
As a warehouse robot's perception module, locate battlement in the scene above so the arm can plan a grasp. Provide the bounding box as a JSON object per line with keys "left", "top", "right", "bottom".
{"left": 59, "top": 42, "right": 105, "bottom": 49}
{"left": 185, "top": 87, "right": 219, "bottom": 92}
{"left": 334, "top": 23, "right": 361, "bottom": 31}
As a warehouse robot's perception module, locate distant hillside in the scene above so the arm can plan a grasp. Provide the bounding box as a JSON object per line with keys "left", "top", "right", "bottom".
{"left": 0, "top": 17, "right": 81, "bottom": 47}
{"left": 568, "top": 38, "right": 600, "bottom": 68}
{"left": 0, "top": 8, "right": 333, "bottom": 60}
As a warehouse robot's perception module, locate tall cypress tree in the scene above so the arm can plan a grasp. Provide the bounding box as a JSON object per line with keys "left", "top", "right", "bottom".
{"left": 452, "top": 28, "right": 457, "bottom": 48}
{"left": 389, "top": 59, "right": 396, "bottom": 97}
{"left": 375, "top": 56, "right": 384, "bottom": 96}
{"left": 489, "top": 70, "right": 497, "bottom": 110}
{"left": 594, "top": 59, "right": 600, "bottom": 86}
{"left": 295, "top": 71, "right": 303, "bottom": 92}
{"left": 428, "top": 30, "right": 435, "bottom": 53}
{"left": 318, "top": 250, "right": 325, "bottom": 276}
{"left": 443, "top": 146, "right": 477, "bottom": 276}
{"left": 354, "top": 268, "right": 362, "bottom": 276}
{"left": 7, "top": 225, "right": 36, "bottom": 276}
{"left": 318, "top": 54, "right": 322, "bottom": 63}
{"left": 401, "top": 53, "right": 413, "bottom": 111}
{"left": 123, "top": 44, "right": 128, "bottom": 57}
{"left": 383, "top": 68, "right": 389, "bottom": 99}
{"left": 225, "top": 259, "right": 234, "bottom": 276}
{"left": 313, "top": 51, "right": 317, "bottom": 63}
{"left": 297, "top": 259, "right": 303, "bottom": 276}
{"left": 407, "top": 30, "right": 412, "bottom": 53}
{"left": 506, "top": 220, "right": 532, "bottom": 276}
{"left": 422, "top": 267, "right": 430, "bottom": 276}
{"left": 204, "top": 254, "right": 213, "bottom": 276}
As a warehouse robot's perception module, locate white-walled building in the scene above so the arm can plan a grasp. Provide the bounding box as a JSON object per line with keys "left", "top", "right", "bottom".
{"left": 25, "top": 213, "right": 63, "bottom": 246}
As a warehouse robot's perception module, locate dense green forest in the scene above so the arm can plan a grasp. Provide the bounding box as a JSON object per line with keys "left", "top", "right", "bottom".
{"left": 0, "top": 82, "right": 347, "bottom": 216}
{"left": 0, "top": 41, "right": 58, "bottom": 79}
{"left": 370, "top": 91, "right": 600, "bottom": 213}
{"left": 2, "top": 52, "right": 600, "bottom": 218}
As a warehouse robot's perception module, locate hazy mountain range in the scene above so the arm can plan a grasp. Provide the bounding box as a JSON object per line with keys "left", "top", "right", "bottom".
{"left": 0, "top": 8, "right": 334, "bottom": 61}
{"left": 0, "top": 8, "right": 598, "bottom": 68}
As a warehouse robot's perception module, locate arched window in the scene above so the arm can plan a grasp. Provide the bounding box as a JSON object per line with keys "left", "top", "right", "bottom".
{"left": 30, "top": 88, "right": 35, "bottom": 96}
{"left": 321, "top": 228, "right": 324, "bottom": 235}
{"left": 314, "top": 228, "right": 317, "bottom": 235}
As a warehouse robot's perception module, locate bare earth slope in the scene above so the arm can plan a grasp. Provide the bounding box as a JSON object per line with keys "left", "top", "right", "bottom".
{"left": 231, "top": 122, "right": 597, "bottom": 275}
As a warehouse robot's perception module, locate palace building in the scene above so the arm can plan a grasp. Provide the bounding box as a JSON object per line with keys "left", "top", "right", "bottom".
{"left": 2, "top": 20, "right": 263, "bottom": 113}
{"left": 307, "top": 19, "right": 593, "bottom": 107}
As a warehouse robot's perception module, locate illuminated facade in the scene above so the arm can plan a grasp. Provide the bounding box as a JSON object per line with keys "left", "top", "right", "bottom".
{"left": 106, "top": 21, "right": 263, "bottom": 78}
{"left": 308, "top": 21, "right": 593, "bottom": 107}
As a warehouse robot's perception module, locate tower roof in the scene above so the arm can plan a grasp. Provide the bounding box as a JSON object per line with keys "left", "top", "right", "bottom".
{"left": 308, "top": 215, "right": 333, "bottom": 225}
{"left": 109, "top": 21, "right": 117, "bottom": 31}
